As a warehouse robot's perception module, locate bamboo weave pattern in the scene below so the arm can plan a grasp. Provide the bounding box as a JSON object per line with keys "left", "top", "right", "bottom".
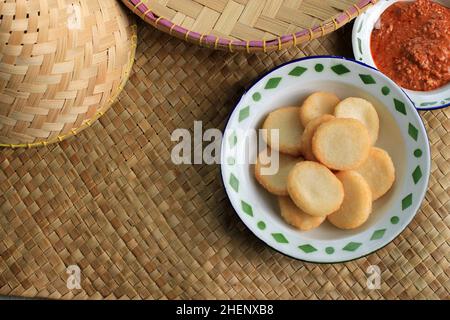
{"left": 0, "top": 0, "right": 136, "bottom": 146}
{"left": 0, "top": 24, "right": 448, "bottom": 299}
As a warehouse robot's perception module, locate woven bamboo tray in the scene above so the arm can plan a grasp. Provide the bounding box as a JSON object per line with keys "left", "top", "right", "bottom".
{"left": 0, "top": 0, "right": 137, "bottom": 148}
{"left": 0, "top": 22, "right": 448, "bottom": 299}
{"left": 122, "top": 0, "right": 377, "bottom": 52}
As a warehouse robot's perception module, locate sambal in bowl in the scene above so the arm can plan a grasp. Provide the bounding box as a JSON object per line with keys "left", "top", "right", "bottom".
{"left": 352, "top": 0, "right": 450, "bottom": 110}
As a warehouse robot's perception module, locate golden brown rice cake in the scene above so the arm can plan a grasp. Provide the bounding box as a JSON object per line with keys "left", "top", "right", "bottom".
{"left": 278, "top": 196, "right": 326, "bottom": 231}
{"left": 262, "top": 107, "right": 304, "bottom": 156}
{"left": 327, "top": 171, "right": 372, "bottom": 229}
{"left": 312, "top": 118, "right": 371, "bottom": 170}
{"left": 287, "top": 161, "right": 344, "bottom": 217}
{"left": 299, "top": 92, "right": 340, "bottom": 127}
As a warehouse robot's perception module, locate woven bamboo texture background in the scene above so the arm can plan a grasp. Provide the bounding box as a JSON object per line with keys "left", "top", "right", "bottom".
{"left": 122, "top": 0, "right": 377, "bottom": 52}
{"left": 0, "top": 22, "right": 449, "bottom": 299}
{"left": 0, "top": 0, "right": 136, "bottom": 147}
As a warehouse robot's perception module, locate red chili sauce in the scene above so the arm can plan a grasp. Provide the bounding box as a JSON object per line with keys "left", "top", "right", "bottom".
{"left": 371, "top": 0, "right": 450, "bottom": 91}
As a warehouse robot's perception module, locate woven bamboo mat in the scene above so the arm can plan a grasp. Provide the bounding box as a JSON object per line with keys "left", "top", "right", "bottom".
{"left": 0, "top": 21, "right": 448, "bottom": 300}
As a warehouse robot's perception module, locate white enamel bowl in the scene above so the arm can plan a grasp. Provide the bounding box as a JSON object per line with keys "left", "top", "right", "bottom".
{"left": 220, "top": 56, "right": 430, "bottom": 263}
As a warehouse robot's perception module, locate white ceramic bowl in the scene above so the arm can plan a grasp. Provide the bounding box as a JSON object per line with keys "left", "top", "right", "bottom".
{"left": 352, "top": 0, "right": 450, "bottom": 110}
{"left": 221, "top": 56, "right": 430, "bottom": 263}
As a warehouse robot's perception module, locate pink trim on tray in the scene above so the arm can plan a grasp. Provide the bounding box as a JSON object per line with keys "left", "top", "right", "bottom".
{"left": 129, "top": 0, "right": 375, "bottom": 50}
